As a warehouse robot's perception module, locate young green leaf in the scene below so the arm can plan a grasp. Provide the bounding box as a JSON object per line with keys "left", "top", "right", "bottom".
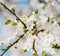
{"left": 23, "top": 49, "right": 27, "bottom": 52}
{"left": 35, "top": 9, "right": 38, "bottom": 14}
{"left": 42, "top": 52, "right": 48, "bottom": 56}
{"left": 5, "top": 20, "right": 11, "bottom": 25}
{"left": 23, "top": 27, "right": 28, "bottom": 33}
{"left": 32, "top": 21, "right": 37, "bottom": 30}
{"left": 47, "top": 17, "right": 50, "bottom": 22}
{"left": 2, "top": 48, "right": 6, "bottom": 51}
{"left": 57, "top": 22, "right": 60, "bottom": 26}
{"left": 2, "top": 45, "right": 10, "bottom": 51}
{"left": 12, "top": 22, "right": 17, "bottom": 26}
{"left": 33, "top": 25, "right": 36, "bottom": 29}
{"left": 6, "top": 45, "right": 11, "bottom": 49}
{"left": 15, "top": 46, "right": 17, "bottom": 49}
{"left": 52, "top": 44, "right": 60, "bottom": 49}
{"left": 33, "top": 21, "right": 36, "bottom": 24}
{"left": 12, "top": 8, "right": 15, "bottom": 12}
{"left": 27, "top": 15, "right": 30, "bottom": 18}
{"left": 42, "top": 6, "right": 45, "bottom": 10}
{"left": 33, "top": 21, "right": 37, "bottom": 28}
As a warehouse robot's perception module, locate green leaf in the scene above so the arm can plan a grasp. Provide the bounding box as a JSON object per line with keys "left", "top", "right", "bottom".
{"left": 2, "top": 45, "right": 10, "bottom": 51}
{"left": 12, "top": 8, "right": 15, "bottom": 12}
{"left": 5, "top": 20, "right": 11, "bottom": 25}
{"left": 35, "top": 9, "right": 38, "bottom": 14}
{"left": 33, "top": 21, "right": 36, "bottom": 29}
{"left": 23, "top": 29, "right": 28, "bottom": 33}
{"left": 27, "top": 15, "right": 30, "bottom": 18}
{"left": 33, "top": 25, "right": 36, "bottom": 29}
{"left": 23, "top": 27, "right": 28, "bottom": 33}
{"left": 52, "top": 44, "right": 60, "bottom": 49}
{"left": 32, "top": 21, "right": 37, "bottom": 30}
{"left": 19, "top": 34, "right": 24, "bottom": 39}
{"left": 33, "top": 21, "right": 36, "bottom": 24}
{"left": 15, "top": 46, "right": 17, "bottom": 49}
{"left": 12, "top": 22, "right": 17, "bottom": 26}
{"left": 42, "top": 6, "right": 45, "bottom": 10}
{"left": 57, "top": 22, "right": 60, "bottom": 26}
{"left": 42, "top": 52, "right": 48, "bottom": 56}
{"left": 47, "top": 17, "right": 50, "bottom": 22}
{"left": 23, "top": 49, "right": 27, "bottom": 52}
{"left": 6, "top": 45, "right": 11, "bottom": 49}
{"left": 2, "top": 48, "right": 6, "bottom": 51}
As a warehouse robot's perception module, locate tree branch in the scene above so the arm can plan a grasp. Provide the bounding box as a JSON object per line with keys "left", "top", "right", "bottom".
{"left": 0, "top": 1, "right": 27, "bottom": 28}
{"left": 32, "top": 39, "right": 38, "bottom": 56}
{"left": 0, "top": 2, "right": 41, "bottom": 56}
{"left": 0, "top": 1, "right": 28, "bottom": 56}
{"left": 36, "top": 29, "right": 45, "bottom": 35}
{"left": 0, "top": 28, "right": 40, "bottom": 56}
{"left": 0, "top": 31, "right": 28, "bottom": 56}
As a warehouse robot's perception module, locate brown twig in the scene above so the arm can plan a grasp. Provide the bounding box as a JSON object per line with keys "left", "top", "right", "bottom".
{"left": 36, "top": 29, "right": 45, "bottom": 35}
{"left": 32, "top": 29, "right": 37, "bottom": 35}
{"left": 32, "top": 39, "right": 38, "bottom": 56}
{"left": 0, "top": 1, "right": 27, "bottom": 28}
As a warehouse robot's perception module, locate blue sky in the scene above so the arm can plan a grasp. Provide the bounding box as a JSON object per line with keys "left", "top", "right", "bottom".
{"left": 0, "top": 14, "right": 4, "bottom": 39}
